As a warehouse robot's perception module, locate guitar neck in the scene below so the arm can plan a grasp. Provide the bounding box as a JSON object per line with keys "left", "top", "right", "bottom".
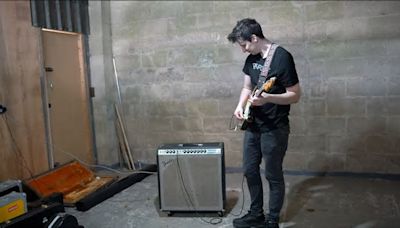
{"left": 255, "top": 77, "right": 276, "bottom": 97}
{"left": 254, "top": 88, "right": 264, "bottom": 97}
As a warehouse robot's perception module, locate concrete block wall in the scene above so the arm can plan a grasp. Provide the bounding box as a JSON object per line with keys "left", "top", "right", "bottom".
{"left": 89, "top": 1, "right": 400, "bottom": 173}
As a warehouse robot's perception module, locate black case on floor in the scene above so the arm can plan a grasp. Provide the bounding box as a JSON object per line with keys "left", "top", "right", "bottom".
{"left": 44, "top": 213, "right": 82, "bottom": 228}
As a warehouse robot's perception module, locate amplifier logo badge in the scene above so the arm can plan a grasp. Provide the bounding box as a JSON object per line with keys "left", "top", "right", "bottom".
{"left": 162, "top": 159, "right": 174, "bottom": 168}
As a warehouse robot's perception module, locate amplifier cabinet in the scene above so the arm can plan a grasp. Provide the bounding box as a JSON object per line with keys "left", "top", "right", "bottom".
{"left": 157, "top": 142, "right": 225, "bottom": 215}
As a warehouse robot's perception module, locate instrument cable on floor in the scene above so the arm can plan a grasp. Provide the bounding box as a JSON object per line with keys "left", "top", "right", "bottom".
{"left": 175, "top": 149, "right": 246, "bottom": 225}
{"left": 229, "top": 174, "right": 245, "bottom": 217}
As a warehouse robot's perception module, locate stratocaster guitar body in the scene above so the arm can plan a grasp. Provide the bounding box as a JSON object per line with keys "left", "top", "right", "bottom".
{"left": 241, "top": 77, "right": 276, "bottom": 130}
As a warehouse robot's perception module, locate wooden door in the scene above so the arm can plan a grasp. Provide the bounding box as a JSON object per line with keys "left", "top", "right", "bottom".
{"left": 42, "top": 29, "right": 94, "bottom": 166}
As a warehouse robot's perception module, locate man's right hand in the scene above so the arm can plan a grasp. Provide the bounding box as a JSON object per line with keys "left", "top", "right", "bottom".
{"left": 234, "top": 106, "right": 244, "bottom": 120}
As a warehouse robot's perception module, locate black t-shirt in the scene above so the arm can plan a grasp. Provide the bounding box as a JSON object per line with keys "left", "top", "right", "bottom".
{"left": 242, "top": 46, "right": 299, "bottom": 132}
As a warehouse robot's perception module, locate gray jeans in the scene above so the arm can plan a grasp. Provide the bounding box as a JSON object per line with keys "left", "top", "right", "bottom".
{"left": 243, "top": 126, "right": 289, "bottom": 221}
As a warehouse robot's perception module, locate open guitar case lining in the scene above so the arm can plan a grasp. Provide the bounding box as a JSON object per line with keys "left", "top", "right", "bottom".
{"left": 1, "top": 160, "right": 157, "bottom": 227}
{"left": 24, "top": 160, "right": 157, "bottom": 211}
{"left": 75, "top": 163, "right": 157, "bottom": 211}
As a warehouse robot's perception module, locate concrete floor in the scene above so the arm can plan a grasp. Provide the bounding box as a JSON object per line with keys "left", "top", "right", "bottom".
{"left": 66, "top": 173, "right": 400, "bottom": 228}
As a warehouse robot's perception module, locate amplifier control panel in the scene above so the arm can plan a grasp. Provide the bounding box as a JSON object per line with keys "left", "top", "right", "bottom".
{"left": 157, "top": 143, "right": 223, "bottom": 156}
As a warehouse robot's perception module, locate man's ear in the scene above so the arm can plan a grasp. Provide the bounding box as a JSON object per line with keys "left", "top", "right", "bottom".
{"left": 251, "top": 34, "right": 258, "bottom": 43}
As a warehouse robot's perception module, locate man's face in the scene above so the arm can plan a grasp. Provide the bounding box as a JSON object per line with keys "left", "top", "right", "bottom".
{"left": 237, "top": 37, "right": 258, "bottom": 55}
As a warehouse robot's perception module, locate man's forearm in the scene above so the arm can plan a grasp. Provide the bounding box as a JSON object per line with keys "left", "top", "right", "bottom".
{"left": 261, "top": 91, "right": 300, "bottom": 105}
{"left": 237, "top": 88, "right": 252, "bottom": 108}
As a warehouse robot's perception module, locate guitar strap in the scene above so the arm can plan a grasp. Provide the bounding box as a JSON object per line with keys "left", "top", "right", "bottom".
{"left": 256, "top": 43, "right": 279, "bottom": 89}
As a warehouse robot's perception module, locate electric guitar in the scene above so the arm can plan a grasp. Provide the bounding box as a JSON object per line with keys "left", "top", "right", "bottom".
{"left": 241, "top": 77, "right": 277, "bottom": 130}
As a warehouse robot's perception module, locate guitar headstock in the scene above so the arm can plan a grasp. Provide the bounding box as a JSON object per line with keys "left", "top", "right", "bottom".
{"left": 262, "top": 77, "right": 276, "bottom": 92}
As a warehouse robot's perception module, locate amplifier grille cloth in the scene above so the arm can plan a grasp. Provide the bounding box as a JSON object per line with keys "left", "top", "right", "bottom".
{"left": 158, "top": 153, "right": 223, "bottom": 211}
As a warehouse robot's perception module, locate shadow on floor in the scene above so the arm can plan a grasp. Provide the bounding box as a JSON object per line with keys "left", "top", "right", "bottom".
{"left": 281, "top": 176, "right": 327, "bottom": 223}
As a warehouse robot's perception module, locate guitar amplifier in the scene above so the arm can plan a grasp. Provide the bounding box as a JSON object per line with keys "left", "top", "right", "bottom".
{"left": 157, "top": 142, "right": 225, "bottom": 215}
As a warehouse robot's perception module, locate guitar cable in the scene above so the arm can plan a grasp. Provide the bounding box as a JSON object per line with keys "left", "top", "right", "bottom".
{"left": 229, "top": 114, "right": 240, "bottom": 131}
{"left": 175, "top": 155, "right": 223, "bottom": 225}
{"left": 227, "top": 115, "right": 247, "bottom": 217}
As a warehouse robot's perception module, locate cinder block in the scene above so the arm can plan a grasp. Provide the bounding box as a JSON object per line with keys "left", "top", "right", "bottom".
{"left": 205, "top": 84, "right": 233, "bottom": 98}
{"left": 305, "top": 99, "right": 326, "bottom": 116}
{"left": 387, "top": 117, "right": 400, "bottom": 135}
{"left": 388, "top": 74, "right": 400, "bottom": 96}
{"left": 366, "top": 97, "right": 387, "bottom": 116}
{"left": 171, "top": 82, "right": 207, "bottom": 101}
{"left": 306, "top": 117, "right": 346, "bottom": 136}
{"left": 182, "top": 1, "right": 213, "bottom": 15}
{"left": 147, "top": 1, "right": 183, "bottom": 19}
{"left": 289, "top": 116, "right": 308, "bottom": 135}
{"left": 384, "top": 155, "right": 400, "bottom": 173}
{"left": 203, "top": 117, "right": 232, "bottom": 133}
{"left": 114, "top": 54, "right": 141, "bottom": 71}
{"left": 347, "top": 117, "right": 386, "bottom": 135}
{"left": 305, "top": 1, "right": 345, "bottom": 22}
{"left": 215, "top": 1, "right": 248, "bottom": 12}
{"left": 327, "top": 79, "right": 346, "bottom": 99}
{"left": 186, "top": 100, "right": 219, "bottom": 116}
{"left": 184, "top": 67, "right": 215, "bottom": 83}
{"left": 283, "top": 152, "right": 307, "bottom": 170}
{"left": 250, "top": 5, "right": 302, "bottom": 27}
{"left": 327, "top": 98, "right": 365, "bottom": 116}
{"left": 365, "top": 15, "right": 400, "bottom": 39}
{"left": 307, "top": 40, "right": 387, "bottom": 60}
{"left": 347, "top": 77, "right": 387, "bottom": 97}
{"left": 172, "top": 117, "right": 203, "bottom": 132}
{"left": 144, "top": 118, "right": 172, "bottom": 133}
{"left": 343, "top": 1, "right": 400, "bottom": 18}
{"left": 168, "top": 16, "right": 197, "bottom": 36}
{"left": 346, "top": 154, "right": 387, "bottom": 173}
{"left": 327, "top": 135, "right": 365, "bottom": 154}
{"left": 215, "top": 47, "right": 234, "bottom": 64}
{"left": 288, "top": 135, "right": 326, "bottom": 153}
{"left": 387, "top": 98, "right": 400, "bottom": 115}
{"left": 364, "top": 135, "right": 397, "bottom": 155}
{"left": 142, "top": 51, "right": 167, "bottom": 68}
{"left": 306, "top": 153, "right": 346, "bottom": 172}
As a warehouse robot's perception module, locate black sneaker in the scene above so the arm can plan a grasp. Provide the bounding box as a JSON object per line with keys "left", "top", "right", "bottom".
{"left": 265, "top": 219, "right": 279, "bottom": 228}
{"left": 233, "top": 211, "right": 265, "bottom": 228}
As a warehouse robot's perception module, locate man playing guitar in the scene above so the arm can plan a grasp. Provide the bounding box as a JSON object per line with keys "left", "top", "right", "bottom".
{"left": 228, "top": 18, "right": 301, "bottom": 228}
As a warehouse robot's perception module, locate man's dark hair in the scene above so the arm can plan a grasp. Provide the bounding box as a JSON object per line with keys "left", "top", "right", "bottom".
{"left": 227, "top": 18, "right": 265, "bottom": 43}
